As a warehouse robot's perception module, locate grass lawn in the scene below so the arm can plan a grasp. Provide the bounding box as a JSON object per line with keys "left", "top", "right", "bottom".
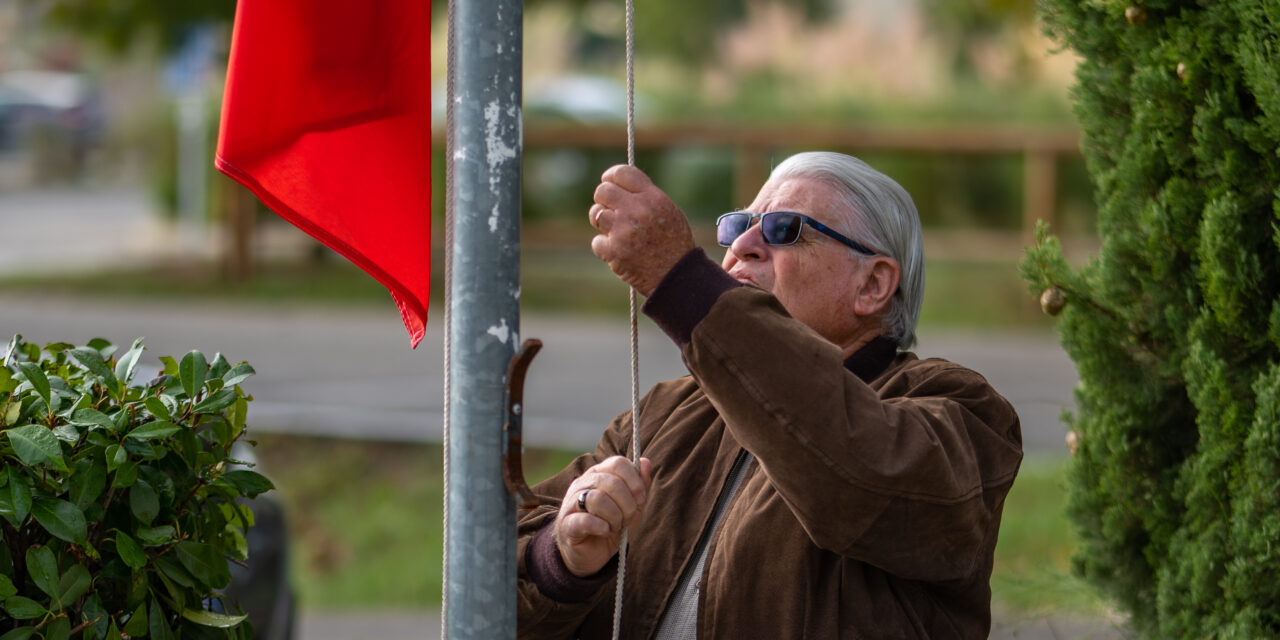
{"left": 251, "top": 435, "right": 1112, "bottom": 619}
{"left": 990, "top": 455, "right": 1114, "bottom": 618}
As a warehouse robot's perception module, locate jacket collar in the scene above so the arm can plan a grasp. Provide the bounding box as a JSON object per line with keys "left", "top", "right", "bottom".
{"left": 843, "top": 335, "right": 897, "bottom": 383}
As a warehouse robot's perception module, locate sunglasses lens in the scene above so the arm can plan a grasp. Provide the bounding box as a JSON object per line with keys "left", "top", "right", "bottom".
{"left": 762, "top": 212, "right": 803, "bottom": 245}
{"left": 717, "top": 213, "right": 751, "bottom": 247}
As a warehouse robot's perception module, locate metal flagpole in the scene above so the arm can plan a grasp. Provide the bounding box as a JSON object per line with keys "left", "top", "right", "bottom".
{"left": 446, "top": 0, "right": 523, "bottom": 636}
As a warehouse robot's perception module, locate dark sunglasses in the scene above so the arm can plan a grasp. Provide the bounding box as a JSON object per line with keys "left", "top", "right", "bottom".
{"left": 716, "top": 211, "right": 878, "bottom": 256}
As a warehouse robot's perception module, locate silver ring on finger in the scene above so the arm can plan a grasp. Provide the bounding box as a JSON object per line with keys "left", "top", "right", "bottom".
{"left": 576, "top": 489, "right": 591, "bottom": 513}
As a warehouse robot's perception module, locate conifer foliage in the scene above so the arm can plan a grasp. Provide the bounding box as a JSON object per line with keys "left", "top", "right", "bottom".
{"left": 1021, "top": 1, "right": 1280, "bottom": 636}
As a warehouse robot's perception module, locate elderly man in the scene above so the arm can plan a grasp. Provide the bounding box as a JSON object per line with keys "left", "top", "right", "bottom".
{"left": 516, "top": 152, "right": 1022, "bottom": 638}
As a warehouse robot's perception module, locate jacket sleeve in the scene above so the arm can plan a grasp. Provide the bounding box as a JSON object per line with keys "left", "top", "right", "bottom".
{"left": 682, "top": 286, "right": 1022, "bottom": 582}
{"left": 515, "top": 408, "right": 634, "bottom": 638}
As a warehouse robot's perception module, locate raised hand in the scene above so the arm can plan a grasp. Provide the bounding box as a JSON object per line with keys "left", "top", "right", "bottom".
{"left": 588, "top": 165, "right": 696, "bottom": 296}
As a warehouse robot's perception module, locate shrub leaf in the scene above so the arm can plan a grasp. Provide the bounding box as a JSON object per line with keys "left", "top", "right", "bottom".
{"left": 15, "top": 362, "right": 50, "bottom": 406}
{"left": 50, "top": 425, "right": 80, "bottom": 444}
{"left": 158, "top": 355, "right": 179, "bottom": 376}
{"left": 182, "top": 608, "right": 248, "bottom": 628}
{"left": 150, "top": 597, "right": 175, "bottom": 640}
{"left": 136, "top": 525, "right": 176, "bottom": 546}
{"left": 111, "top": 461, "right": 138, "bottom": 488}
{"left": 114, "top": 530, "right": 146, "bottom": 569}
{"left": 70, "top": 409, "right": 116, "bottom": 431}
{"left": 105, "top": 444, "right": 127, "bottom": 472}
{"left": 113, "top": 338, "right": 145, "bottom": 385}
{"left": 7, "top": 467, "right": 30, "bottom": 522}
{"left": 57, "top": 564, "right": 91, "bottom": 609}
{"left": 127, "top": 421, "right": 181, "bottom": 441}
{"left": 44, "top": 617, "right": 70, "bottom": 640}
{"left": 6, "top": 424, "right": 67, "bottom": 470}
{"left": 208, "top": 354, "right": 231, "bottom": 380}
{"left": 2, "top": 596, "right": 47, "bottom": 619}
{"left": 155, "top": 555, "right": 196, "bottom": 589}
{"left": 176, "top": 541, "right": 232, "bottom": 590}
{"left": 31, "top": 497, "right": 87, "bottom": 545}
{"left": 193, "top": 390, "right": 237, "bottom": 414}
{"left": 69, "top": 348, "right": 118, "bottom": 391}
{"left": 143, "top": 397, "right": 171, "bottom": 421}
{"left": 179, "top": 351, "right": 207, "bottom": 399}
{"left": 221, "top": 363, "right": 255, "bottom": 387}
{"left": 122, "top": 601, "right": 147, "bottom": 637}
{"left": 222, "top": 470, "right": 275, "bottom": 498}
{"left": 69, "top": 458, "right": 107, "bottom": 510}
{"left": 0, "top": 626, "right": 35, "bottom": 640}
{"left": 129, "top": 479, "right": 159, "bottom": 525}
{"left": 25, "top": 546, "right": 59, "bottom": 600}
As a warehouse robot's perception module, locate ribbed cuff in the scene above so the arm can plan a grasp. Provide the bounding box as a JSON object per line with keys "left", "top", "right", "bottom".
{"left": 526, "top": 520, "right": 618, "bottom": 603}
{"left": 641, "top": 247, "right": 741, "bottom": 347}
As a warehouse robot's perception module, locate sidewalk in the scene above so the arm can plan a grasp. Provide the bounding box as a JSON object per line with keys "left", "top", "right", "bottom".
{"left": 296, "top": 610, "right": 1125, "bottom": 639}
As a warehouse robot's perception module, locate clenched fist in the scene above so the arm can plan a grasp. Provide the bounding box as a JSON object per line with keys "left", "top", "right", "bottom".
{"left": 554, "top": 455, "right": 654, "bottom": 577}
{"left": 588, "top": 165, "right": 696, "bottom": 296}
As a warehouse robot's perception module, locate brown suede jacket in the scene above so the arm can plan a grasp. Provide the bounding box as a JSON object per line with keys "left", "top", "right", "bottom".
{"left": 517, "top": 249, "right": 1023, "bottom": 639}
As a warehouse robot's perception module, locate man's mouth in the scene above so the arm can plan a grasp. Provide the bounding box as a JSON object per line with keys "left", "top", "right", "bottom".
{"left": 729, "top": 271, "right": 763, "bottom": 289}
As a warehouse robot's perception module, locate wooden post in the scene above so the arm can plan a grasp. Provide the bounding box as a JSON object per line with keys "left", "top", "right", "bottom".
{"left": 223, "top": 180, "right": 255, "bottom": 281}
{"left": 1023, "top": 147, "right": 1058, "bottom": 243}
{"left": 734, "top": 145, "right": 768, "bottom": 209}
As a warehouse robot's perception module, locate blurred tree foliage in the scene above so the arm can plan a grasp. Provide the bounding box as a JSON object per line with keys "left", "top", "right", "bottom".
{"left": 33, "top": 0, "right": 1036, "bottom": 72}
{"left": 1021, "top": 1, "right": 1280, "bottom": 636}
{"left": 549, "top": 0, "right": 832, "bottom": 65}
{"left": 925, "top": 0, "right": 1037, "bottom": 78}
{"left": 33, "top": 0, "right": 833, "bottom": 64}
{"left": 32, "top": 0, "right": 234, "bottom": 54}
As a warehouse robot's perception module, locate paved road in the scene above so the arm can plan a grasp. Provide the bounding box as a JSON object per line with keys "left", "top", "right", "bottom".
{"left": 0, "top": 295, "right": 1077, "bottom": 455}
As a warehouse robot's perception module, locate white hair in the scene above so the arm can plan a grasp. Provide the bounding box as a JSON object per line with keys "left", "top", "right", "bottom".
{"left": 768, "top": 151, "right": 925, "bottom": 350}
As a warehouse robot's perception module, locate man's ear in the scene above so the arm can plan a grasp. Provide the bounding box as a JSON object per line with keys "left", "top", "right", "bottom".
{"left": 853, "top": 256, "right": 901, "bottom": 318}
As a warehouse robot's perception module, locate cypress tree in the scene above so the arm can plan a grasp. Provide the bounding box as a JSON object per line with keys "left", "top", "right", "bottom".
{"left": 1021, "top": 1, "right": 1280, "bottom": 636}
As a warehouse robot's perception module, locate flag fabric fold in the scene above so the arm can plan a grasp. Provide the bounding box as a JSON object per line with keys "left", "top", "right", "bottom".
{"left": 216, "top": 0, "right": 433, "bottom": 347}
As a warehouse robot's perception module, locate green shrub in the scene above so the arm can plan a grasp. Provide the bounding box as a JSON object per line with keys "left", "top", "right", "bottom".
{"left": 1022, "top": 1, "right": 1280, "bottom": 636}
{"left": 0, "top": 336, "right": 272, "bottom": 639}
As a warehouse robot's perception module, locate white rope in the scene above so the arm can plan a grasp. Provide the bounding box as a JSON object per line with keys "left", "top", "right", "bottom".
{"left": 611, "top": 0, "right": 639, "bottom": 636}
{"left": 441, "top": 0, "right": 457, "bottom": 635}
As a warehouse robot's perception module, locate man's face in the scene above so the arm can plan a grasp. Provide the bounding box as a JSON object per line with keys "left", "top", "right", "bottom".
{"left": 720, "top": 177, "right": 885, "bottom": 354}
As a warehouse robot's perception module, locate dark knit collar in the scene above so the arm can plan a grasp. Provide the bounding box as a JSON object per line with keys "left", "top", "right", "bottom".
{"left": 843, "top": 335, "right": 898, "bottom": 383}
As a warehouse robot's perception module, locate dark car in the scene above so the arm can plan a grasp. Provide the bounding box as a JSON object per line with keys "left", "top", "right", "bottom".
{"left": 221, "top": 443, "right": 297, "bottom": 640}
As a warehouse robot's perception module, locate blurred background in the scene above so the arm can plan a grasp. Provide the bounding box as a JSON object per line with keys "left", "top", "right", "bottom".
{"left": 0, "top": 0, "right": 1123, "bottom": 637}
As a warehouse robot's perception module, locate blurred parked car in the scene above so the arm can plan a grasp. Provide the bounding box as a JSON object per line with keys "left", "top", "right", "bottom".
{"left": 223, "top": 443, "right": 297, "bottom": 640}
{"left": 0, "top": 70, "right": 103, "bottom": 180}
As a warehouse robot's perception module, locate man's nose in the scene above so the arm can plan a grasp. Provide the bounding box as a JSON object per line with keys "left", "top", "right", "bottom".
{"left": 728, "top": 221, "right": 769, "bottom": 262}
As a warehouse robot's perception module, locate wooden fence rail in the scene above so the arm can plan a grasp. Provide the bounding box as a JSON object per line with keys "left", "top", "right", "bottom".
{"left": 224, "top": 123, "right": 1082, "bottom": 279}
{"left": 509, "top": 123, "right": 1082, "bottom": 238}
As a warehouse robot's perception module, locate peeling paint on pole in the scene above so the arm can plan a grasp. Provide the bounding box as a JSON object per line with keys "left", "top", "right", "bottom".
{"left": 446, "top": 0, "right": 523, "bottom": 637}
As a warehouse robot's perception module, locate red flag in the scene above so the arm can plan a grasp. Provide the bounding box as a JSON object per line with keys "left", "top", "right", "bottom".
{"left": 216, "top": 0, "right": 433, "bottom": 347}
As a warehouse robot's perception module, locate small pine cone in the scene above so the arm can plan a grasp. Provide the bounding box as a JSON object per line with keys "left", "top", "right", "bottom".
{"left": 1066, "top": 431, "right": 1081, "bottom": 455}
{"left": 1041, "top": 287, "right": 1067, "bottom": 316}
